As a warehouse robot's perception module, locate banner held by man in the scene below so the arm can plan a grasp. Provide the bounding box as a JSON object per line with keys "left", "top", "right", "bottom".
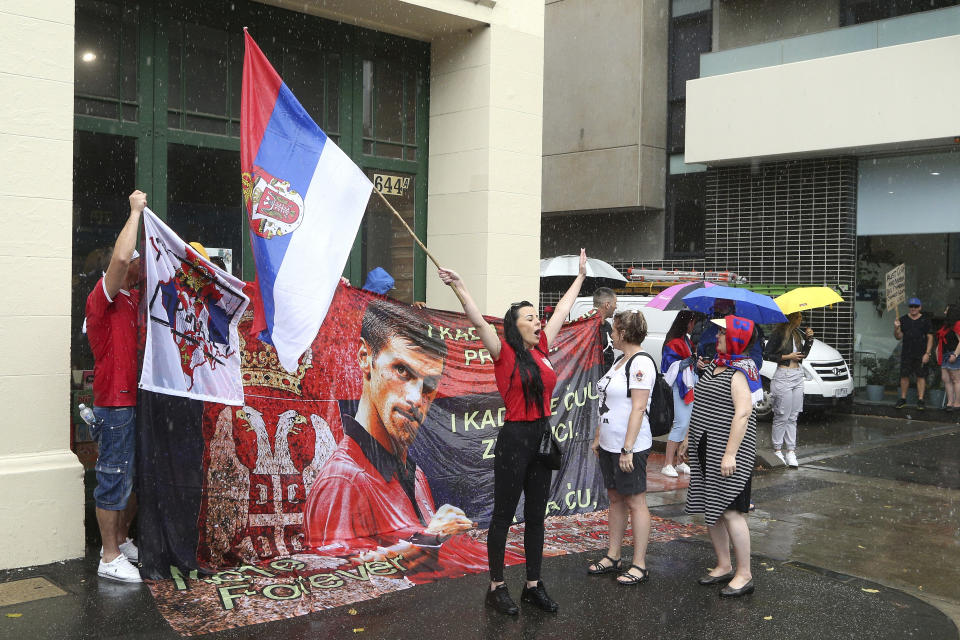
{"left": 139, "top": 207, "right": 250, "bottom": 405}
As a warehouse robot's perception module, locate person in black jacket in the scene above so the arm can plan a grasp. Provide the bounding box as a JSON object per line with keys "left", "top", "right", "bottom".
{"left": 762, "top": 312, "right": 813, "bottom": 468}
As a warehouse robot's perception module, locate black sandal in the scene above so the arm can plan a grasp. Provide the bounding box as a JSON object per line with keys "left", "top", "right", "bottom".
{"left": 617, "top": 565, "right": 649, "bottom": 585}
{"left": 587, "top": 556, "right": 622, "bottom": 575}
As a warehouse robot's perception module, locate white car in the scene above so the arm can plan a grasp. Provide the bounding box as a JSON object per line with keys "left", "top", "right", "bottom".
{"left": 570, "top": 296, "right": 853, "bottom": 419}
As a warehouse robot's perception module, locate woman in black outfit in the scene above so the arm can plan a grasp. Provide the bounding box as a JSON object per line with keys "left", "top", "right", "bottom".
{"left": 438, "top": 250, "right": 588, "bottom": 615}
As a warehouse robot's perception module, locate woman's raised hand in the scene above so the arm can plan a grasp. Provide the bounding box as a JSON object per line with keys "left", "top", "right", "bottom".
{"left": 578, "top": 248, "right": 587, "bottom": 277}
{"left": 437, "top": 267, "right": 461, "bottom": 286}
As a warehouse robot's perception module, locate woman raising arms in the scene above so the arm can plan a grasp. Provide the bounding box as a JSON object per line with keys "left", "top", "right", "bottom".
{"left": 437, "top": 249, "right": 588, "bottom": 615}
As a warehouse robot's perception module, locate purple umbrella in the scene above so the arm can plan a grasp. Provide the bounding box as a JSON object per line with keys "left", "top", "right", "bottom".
{"left": 645, "top": 281, "right": 717, "bottom": 311}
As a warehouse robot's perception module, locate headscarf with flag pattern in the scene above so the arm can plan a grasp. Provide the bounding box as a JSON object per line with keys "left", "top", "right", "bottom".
{"left": 713, "top": 315, "right": 764, "bottom": 404}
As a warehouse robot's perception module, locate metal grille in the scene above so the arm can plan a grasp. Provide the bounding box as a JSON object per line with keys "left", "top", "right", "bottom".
{"left": 704, "top": 158, "right": 858, "bottom": 364}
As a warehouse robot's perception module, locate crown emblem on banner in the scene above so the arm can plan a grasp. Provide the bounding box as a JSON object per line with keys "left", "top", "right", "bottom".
{"left": 239, "top": 327, "right": 313, "bottom": 395}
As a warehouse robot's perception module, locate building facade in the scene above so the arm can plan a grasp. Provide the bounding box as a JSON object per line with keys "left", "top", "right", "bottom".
{"left": 685, "top": 0, "right": 960, "bottom": 392}
{"left": 0, "top": 0, "right": 545, "bottom": 570}
{"left": 543, "top": 0, "right": 960, "bottom": 400}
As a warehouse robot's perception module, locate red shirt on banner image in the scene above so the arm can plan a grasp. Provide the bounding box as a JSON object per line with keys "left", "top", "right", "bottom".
{"left": 494, "top": 331, "right": 558, "bottom": 421}
{"left": 86, "top": 277, "right": 141, "bottom": 406}
{"left": 303, "top": 414, "right": 493, "bottom": 581}
{"left": 304, "top": 414, "right": 436, "bottom": 549}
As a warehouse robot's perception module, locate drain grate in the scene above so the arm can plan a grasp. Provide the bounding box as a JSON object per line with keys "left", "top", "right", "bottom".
{"left": 0, "top": 577, "right": 67, "bottom": 607}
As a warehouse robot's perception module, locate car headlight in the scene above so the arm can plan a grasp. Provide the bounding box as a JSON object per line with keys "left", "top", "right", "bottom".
{"left": 802, "top": 366, "right": 814, "bottom": 381}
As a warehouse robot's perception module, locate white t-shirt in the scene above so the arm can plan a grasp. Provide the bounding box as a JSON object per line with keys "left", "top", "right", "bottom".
{"left": 596, "top": 352, "right": 655, "bottom": 454}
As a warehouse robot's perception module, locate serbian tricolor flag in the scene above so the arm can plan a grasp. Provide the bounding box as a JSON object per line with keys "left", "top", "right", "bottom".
{"left": 241, "top": 29, "right": 373, "bottom": 372}
{"left": 661, "top": 336, "right": 696, "bottom": 404}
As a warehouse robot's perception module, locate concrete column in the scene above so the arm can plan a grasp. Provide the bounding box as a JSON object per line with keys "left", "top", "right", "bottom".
{"left": 425, "top": 4, "right": 545, "bottom": 315}
{"left": 0, "top": 0, "right": 85, "bottom": 569}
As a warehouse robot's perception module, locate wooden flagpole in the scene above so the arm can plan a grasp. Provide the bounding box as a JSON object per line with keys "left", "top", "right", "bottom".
{"left": 374, "top": 189, "right": 465, "bottom": 305}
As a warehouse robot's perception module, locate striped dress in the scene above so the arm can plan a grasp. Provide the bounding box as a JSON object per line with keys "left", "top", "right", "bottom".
{"left": 684, "top": 364, "right": 757, "bottom": 526}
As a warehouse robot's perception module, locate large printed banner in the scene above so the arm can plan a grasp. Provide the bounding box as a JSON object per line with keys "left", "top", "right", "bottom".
{"left": 140, "top": 285, "right": 704, "bottom": 635}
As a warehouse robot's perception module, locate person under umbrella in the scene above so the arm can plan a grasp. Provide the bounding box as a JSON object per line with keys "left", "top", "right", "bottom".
{"left": 763, "top": 312, "right": 814, "bottom": 467}
{"left": 681, "top": 315, "right": 761, "bottom": 598}
{"left": 660, "top": 310, "right": 698, "bottom": 477}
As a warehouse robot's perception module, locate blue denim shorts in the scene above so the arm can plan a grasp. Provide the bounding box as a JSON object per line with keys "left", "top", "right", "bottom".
{"left": 668, "top": 385, "right": 694, "bottom": 442}
{"left": 91, "top": 406, "right": 136, "bottom": 511}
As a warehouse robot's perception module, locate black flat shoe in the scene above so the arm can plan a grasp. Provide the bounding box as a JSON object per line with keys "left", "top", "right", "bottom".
{"left": 719, "top": 579, "right": 755, "bottom": 597}
{"left": 521, "top": 581, "right": 559, "bottom": 612}
{"left": 698, "top": 571, "right": 735, "bottom": 585}
{"left": 485, "top": 584, "right": 518, "bottom": 615}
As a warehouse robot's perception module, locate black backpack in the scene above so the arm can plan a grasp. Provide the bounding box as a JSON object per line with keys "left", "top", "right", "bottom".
{"left": 621, "top": 351, "right": 674, "bottom": 438}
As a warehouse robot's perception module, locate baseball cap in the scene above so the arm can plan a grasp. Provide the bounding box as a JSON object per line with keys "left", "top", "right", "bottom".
{"left": 710, "top": 318, "right": 726, "bottom": 328}
{"left": 362, "top": 267, "right": 395, "bottom": 295}
{"left": 908, "top": 297, "right": 921, "bottom": 306}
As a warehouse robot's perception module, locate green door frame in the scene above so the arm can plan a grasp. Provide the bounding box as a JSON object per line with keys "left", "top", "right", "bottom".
{"left": 74, "top": 0, "right": 430, "bottom": 300}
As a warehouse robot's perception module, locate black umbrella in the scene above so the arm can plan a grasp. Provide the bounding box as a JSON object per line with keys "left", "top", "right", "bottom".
{"left": 644, "top": 281, "right": 717, "bottom": 311}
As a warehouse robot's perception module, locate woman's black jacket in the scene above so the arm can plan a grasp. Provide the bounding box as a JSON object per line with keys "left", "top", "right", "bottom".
{"left": 763, "top": 326, "right": 814, "bottom": 366}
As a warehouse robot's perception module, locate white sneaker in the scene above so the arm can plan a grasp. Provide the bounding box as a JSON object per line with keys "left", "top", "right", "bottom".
{"left": 676, "top": 463, "right": 691, "bottom": 474}
{"left": 785, "top": 451, "right": 799, "bottom": 468}
{"left": 100, "top": 538, "right": 139, "bottom": 563}
{"left": 97, "top": 553, "right": 142, "bottom": 583}
{"left": 120, "top": 538, "right": 139, "bottom": 562}
{"left": 661, "top": 464, "right": 679, "bottom": 477}
{"left": 774, "top": 451, "right": 786, "bottom": 465}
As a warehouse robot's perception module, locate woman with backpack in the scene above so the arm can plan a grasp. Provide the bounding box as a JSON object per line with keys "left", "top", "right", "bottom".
{"left": 437, "top": 250, "right": 588, "bottom": 615}
{"left": 586, "top": 310, "right": 656, "bottom": 586}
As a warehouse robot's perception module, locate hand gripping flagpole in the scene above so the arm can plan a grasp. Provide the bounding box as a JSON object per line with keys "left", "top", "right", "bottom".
{"left": 374, "top": 189, "right": 466, "bottom": 306}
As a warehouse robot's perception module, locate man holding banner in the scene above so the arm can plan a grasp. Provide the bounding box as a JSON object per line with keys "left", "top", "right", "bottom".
{"left": 85, "top": 190, "right": 146, "bottom": 584}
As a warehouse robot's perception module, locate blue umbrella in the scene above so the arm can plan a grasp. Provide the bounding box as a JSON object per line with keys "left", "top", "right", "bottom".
{"left": 682, "top": 285, "right": 788, "bottom": 324}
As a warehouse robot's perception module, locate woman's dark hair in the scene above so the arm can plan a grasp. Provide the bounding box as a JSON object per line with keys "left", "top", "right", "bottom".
{"left": 946, "top": 302, "right": 960, "bottom": 326}
{"left": 503, "top": 302, "right": 545, "bottom": 417}
{"left": 665, "top": 310, "right": 696, "bottom": 343}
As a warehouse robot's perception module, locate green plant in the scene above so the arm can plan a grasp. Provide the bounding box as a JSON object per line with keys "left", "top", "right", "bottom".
{"left": 865, "top": 357, "right": 897, "bottom": 386}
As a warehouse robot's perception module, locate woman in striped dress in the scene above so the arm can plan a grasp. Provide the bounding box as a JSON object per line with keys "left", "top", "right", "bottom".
{"left": 682, "top": 315, "right": 761, "bottom": 598}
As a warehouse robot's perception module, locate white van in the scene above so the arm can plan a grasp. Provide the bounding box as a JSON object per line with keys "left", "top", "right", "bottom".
{"left": 570, "top": 296, "right": 854, "bottom": 419}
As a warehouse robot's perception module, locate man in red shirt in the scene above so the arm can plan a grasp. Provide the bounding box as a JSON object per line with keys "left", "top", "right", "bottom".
{"left": 85, "top": 190, "right": 146, "bottom": 583}
{"left": 304, "top": 300, "right": 488, "bottom": 578}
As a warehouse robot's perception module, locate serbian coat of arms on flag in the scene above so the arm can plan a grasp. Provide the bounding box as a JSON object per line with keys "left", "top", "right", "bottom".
{"left": 140, "top": 207, "right": 250, "bottom": 405}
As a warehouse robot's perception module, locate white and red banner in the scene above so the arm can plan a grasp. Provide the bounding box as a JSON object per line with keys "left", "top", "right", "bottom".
{"left": 140, "top": 207, "right": 250, "bottom": 405}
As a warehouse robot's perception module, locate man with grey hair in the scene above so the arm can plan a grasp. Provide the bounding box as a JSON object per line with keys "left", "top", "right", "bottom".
{"left": 592, "top": 287, "right": 618, "bottom": 370}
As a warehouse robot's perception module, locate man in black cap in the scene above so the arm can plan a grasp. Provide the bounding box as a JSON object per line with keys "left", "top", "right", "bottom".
{"left": 894, "top": 297, "right": 934, "bottom": 409}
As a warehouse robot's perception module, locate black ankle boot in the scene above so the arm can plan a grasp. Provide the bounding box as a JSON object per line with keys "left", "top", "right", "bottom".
{"left": 485, "top": 584, "right": 518, "bottom": 615}
{"left": 521, "top": 581, "right": 558, "bottom": 612}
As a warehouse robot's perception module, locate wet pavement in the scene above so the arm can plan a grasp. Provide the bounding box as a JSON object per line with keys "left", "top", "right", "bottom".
{"left": 1, "top": 412, "right": 958, "bottom": 639}
{"left": 813, "top": 431, "right": 960, "bottom": 489}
